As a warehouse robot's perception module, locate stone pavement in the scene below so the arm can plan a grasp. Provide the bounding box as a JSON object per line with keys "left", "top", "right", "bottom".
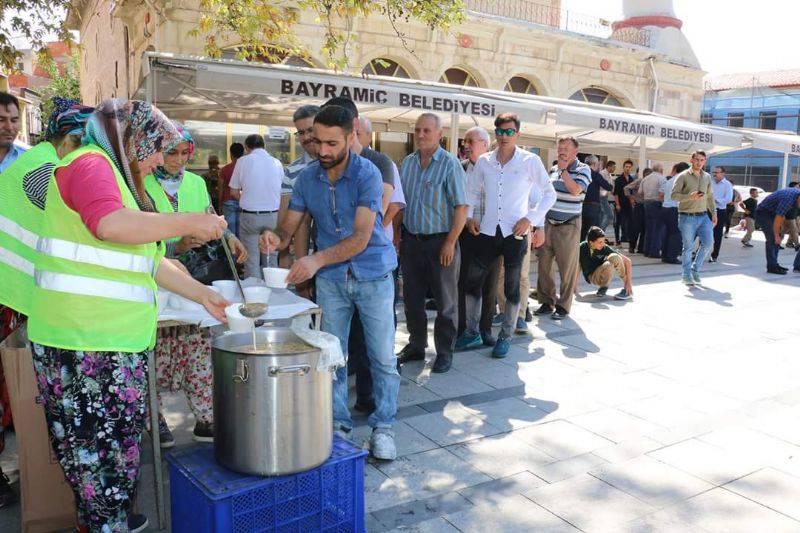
{"left": 2, "top": 226, "right": 800, "bottom": 532}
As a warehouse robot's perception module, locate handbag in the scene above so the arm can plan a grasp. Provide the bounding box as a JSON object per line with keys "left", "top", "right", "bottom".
{"left": 177, "top": 239, "right": 235, "bottom": 285}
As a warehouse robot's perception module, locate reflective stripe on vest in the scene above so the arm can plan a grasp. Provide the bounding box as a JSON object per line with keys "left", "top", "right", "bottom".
{"left": 38, "top": 237, "right": 155, "bottom": 275}
{"left": 0, "top": 213, "right": 38, "bottom": 249}
{"left": 0, "top": 246, "right": 34, "bottom": 276}
{"left": 35, "top": 270, "right": 154, "bottom": 304}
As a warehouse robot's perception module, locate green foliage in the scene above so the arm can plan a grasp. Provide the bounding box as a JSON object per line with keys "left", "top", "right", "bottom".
{"left": 191, "top": 0, "right": 466, "bottom": 70}
{"left": 38, "top": 51, "right": 81, "bottom": 124}
{"left": 0, "top": 0, "right": 71, "bottom": 71}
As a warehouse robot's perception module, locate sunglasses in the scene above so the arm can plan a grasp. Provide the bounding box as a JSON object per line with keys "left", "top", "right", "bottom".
{"left": 495, "top": 127, "right": 517, "bottom": 137}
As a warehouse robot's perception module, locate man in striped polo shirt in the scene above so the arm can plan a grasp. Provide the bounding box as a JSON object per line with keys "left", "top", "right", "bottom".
{"left": 534, "top": 136, "right": 592, "bottom": 319}
{"left": 398, "top": 113, "right": 469, "bottom": 374}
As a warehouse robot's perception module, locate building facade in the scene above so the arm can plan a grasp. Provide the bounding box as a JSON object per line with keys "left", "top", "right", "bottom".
{"left": 703, "top": 70, "right": 800, "bottom": 192}
{"left": 68, "top": 0, "right": 705, "bottom": 167}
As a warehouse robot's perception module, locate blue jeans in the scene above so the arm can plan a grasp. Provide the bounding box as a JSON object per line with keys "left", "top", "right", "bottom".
{"left": 678, "top": 213, "right": 713, "bottom": 278}
{"left": 222, "top": 199, "right": 240, "bottom": 237}
{"left": 316, "top": 274, "right": 399, "bottom": 431}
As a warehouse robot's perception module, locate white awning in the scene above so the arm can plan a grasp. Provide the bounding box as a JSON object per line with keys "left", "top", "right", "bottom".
{"left": 743, "top": 129, "right": 800, "bottom": 155}
{"left": 137, "top": 52, "right": 756, "bottom": 159}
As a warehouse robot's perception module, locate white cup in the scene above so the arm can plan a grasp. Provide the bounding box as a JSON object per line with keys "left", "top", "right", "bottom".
{"left": 243, "top": 286, "right": 271, "bottom": 304}
{"left": 225, "top": 304, "right": 254, "bottom": 333}
{"left": 263, "top": 267, "right": 290, "bottom": 289}
{"left": 212, "top": 280, "right": 241, "bottom": 302}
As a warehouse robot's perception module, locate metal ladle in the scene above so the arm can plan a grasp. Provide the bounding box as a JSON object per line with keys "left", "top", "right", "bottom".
{"left": 207, "top": 206, "right": 267, "bottom": 318}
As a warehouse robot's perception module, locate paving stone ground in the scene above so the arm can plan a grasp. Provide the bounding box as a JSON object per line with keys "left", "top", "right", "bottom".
{"left": 2, "top": 227, "right": 800, "bottom": 532}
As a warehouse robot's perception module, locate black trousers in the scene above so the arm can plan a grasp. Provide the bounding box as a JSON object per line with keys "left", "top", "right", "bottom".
{"left": 458, "top": 231, "right": 500, "bottom": 335}
{"left": 643, "top": 201, "right": 664, "bottom": 257}
{"left": 628, "top": 204, "right": 646, "bottom": 252}
{"left": 348, "top": 269, "right": 399, "bottom": 405}
{"left": 400, "top": 233, "right": 460, "bottom": 358}
{"left": 615, "top": 207, "right": 630, "bottom": 243}
{"left": 712, "top": 208, "right": 729, "bottom": 259}
{"left": 580, "top": 202, "right": 603, "bottom": 242}
{"left": 661, "top": 207, "right": 681, "bottom": 261}
{"left": 464, "top": 227, "right": 528, "bottom": 337}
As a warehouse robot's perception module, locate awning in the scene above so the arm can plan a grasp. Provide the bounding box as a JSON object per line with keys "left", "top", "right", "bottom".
{"left": 743, "top": 129, "right": 800, "bottom": 155}
{"left": 137, "top": 52, "right": 756, "bottom": 160}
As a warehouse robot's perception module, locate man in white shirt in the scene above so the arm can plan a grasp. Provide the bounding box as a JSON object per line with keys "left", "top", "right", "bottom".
{"left": 457, "top": 113, "right": 556, "bottom": 358}
{"left": 456, "top": 126, "right": 501, "bottom": 348}
{"left": 230, "top": 133, "right": 284, "bottom": 278}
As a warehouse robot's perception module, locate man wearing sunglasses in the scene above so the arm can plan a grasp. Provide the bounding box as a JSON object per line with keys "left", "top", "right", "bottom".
{"left": 459, "top": 113, "right": 556, "bottom": 357}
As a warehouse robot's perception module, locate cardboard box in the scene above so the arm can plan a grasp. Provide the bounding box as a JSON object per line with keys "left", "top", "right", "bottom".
{"left": 1, "top": 329, "right": 77, "bottom": 532}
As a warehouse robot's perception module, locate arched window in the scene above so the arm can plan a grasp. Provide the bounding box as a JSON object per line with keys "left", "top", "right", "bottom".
{"left": 440, "top": 67, "right": 479, "bottom": 87}
{"left": 362, "top": 58, "right": 411, "bottom": 78}
{"left": 505, "top": 76, "right": 538, "bottom": 95}
{"left": 569, "top": 87, "right": 624, "bottom": 107}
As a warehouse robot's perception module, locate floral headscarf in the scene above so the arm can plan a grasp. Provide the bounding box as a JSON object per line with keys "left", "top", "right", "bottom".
{"left": 83, "top": 99, "right": 179, "bottom": 211}
{"left": 45, "top": 97, "right": 95, "bottom": 141}
{"left": 154, "top": 121, "right": 195, "bottom": 197}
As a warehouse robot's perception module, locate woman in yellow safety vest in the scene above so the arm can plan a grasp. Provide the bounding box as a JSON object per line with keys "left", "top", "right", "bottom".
{"left": 144, "top": 121, "right": 247, "bottom": 447}
{"left": 0, "top": 97, "right": 95, "bottom": 509}
{"left": 26, "top": 99, "right": 229, "bottom": 533}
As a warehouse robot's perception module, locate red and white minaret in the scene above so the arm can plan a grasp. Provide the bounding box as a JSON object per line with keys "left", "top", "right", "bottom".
{"left": 612, "top": 0, "right": 700, "bottom": 69}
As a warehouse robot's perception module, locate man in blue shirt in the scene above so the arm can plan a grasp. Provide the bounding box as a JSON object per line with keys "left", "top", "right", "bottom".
{"left": 0, "top": 92, "right": 26, "bottom": 173}
{"left": 260, "top": 105, "right": 400, "bottom": 460}
{"left": 755, "top": 186, "right": 800, "bottom": 274}
{"left": 710, "top": 166, "right": 734, "bottom": 262}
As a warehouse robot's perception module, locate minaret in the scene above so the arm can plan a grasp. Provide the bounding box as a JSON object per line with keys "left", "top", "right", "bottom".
{"left": 611, "top": 0, "right": 700, "bottom": 69}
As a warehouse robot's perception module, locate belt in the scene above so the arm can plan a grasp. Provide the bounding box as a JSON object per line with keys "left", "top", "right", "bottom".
{"left": 403, "top": 230, "right": 448, "bottom": 241}
{"left": 680, "top": 212, "right": 707, "bottom": 217}
{"left": 241, "top": 209, "right": 278, "bottom": 214}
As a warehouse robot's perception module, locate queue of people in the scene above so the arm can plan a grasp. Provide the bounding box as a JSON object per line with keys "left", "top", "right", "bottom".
{"left": 8, "top": 88, "right": 798, "bottom": 532}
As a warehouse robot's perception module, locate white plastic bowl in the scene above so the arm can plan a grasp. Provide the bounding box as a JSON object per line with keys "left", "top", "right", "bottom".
{"left": 212, "top": 280, "right": 241, "bottom": 302}
{"left": 225, "top": 304, "right": 254, "bottom": 333}
{"left": 263, "top": 267, "right": 290, "bottom": 289}
{"left": 243, "top": 286, "right": 271, "bottom": 304}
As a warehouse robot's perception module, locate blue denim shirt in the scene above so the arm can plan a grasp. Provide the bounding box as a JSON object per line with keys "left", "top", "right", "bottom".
{"left": 0, "top": 143, "right": 27, "bottom": 173}
{"left": 288, "top": 151, "right": 397, "bottom": 281}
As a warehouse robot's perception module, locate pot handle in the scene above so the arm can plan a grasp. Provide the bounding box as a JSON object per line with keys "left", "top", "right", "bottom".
{"left": 268, "top": 364, "right": 311, "bottom": 377}
{"left": 233, "top": 359, "right": 249, "bottom": 383}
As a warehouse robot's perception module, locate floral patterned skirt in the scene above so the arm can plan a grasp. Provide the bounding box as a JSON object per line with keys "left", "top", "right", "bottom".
{"left": 155, "top": 325, "right": 214, "bottom": 424}
{"left": 31, "top": 343, "right": 148, "bottom": 533}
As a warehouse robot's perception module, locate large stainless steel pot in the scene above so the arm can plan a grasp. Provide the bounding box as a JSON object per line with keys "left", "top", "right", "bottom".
{"left": 212, "top": 327, "right": 333, "bottom": 476}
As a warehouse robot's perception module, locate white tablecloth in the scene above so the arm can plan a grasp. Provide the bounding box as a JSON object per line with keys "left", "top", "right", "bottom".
{"left": 158, "top": 288, "right": 316, "bottom": 328}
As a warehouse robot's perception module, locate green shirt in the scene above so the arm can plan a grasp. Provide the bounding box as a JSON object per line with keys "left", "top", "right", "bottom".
{"left": 670, "top": 168, "right": 715, "bottom": 215}
{"left": 579, "top": 241, "right": 617, "bottom": 281}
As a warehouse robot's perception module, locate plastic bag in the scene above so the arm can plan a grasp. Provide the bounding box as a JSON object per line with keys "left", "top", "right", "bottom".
{"left": 290, "top": 316, "right": 345, "bottom": 378}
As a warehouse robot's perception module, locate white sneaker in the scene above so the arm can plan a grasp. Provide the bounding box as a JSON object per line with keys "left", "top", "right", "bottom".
{"left": 370, "top": 428, "right": 397, "bottom": 461}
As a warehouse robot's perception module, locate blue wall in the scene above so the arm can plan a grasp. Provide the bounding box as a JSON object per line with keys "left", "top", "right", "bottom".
{"left": 702, "top": 86, "right": 800, "bottom": 191}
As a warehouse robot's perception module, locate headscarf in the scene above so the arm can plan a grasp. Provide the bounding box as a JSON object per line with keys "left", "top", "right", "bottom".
{"left": 154, "top": 121, "right": 194, "bottom": 197}
{"left": 45, "top": 97, "right": 95, "bottom": 141}
{"left": 82, "top": 99, "right": 179, "bottom": 212}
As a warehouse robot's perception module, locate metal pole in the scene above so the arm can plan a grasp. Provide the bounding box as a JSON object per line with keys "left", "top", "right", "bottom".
{"left": 638, "top": 136, "right": 647, "bottom": 177}
{"left": 449, "top": 113, "right": 460, "bottom": 156}
{"left": 144, "top": 56, "right": 166, "bottom": 531}
{"left": 782, "top": 152, "right": 790, "bottom": 189}
{"left": 146, "top": 348, "right": 166, "bottom": 529}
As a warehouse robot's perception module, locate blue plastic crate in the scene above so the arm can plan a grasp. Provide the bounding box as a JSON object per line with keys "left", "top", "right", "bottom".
{"left": 166, "top": 436, "right": 367, "bottom": 533}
